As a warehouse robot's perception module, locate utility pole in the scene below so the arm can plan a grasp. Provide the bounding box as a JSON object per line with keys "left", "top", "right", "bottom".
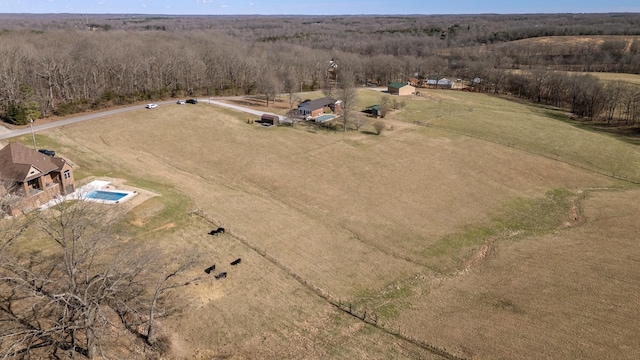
{"left": 29, "top": 117, "right": 37, "bottom": 150}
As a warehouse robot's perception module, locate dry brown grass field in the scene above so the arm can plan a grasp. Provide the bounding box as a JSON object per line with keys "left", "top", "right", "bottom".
{"left": 8, "top": 88, "right": 640, "bottom": 359}
{"left": 511, "top": 68, "right": 640, "bottom": 86}
{"left": 513, "top": 35, "right": 640, "bottom": 48}
{"left": 588, "top": 71, "right": 640, "bottom": 85}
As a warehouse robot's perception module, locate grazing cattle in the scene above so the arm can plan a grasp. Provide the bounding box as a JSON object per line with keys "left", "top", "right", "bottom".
{"left": 208, "top": 227, "right": 226, "bottom": 236}
{"left": 204, "top": 264, "right": 216, "bottom": 274}
{"left": 215, "top": 272, "right": 227, "bottom": 279}
{"left": 230, "top": 258, "right": 241, "bottom": 266}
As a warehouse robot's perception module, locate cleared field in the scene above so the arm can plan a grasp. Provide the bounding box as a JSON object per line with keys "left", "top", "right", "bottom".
{"left": 509, "top": 68, "right": 640, "bottom": 87}
{"left": 17, "top": 89, "right": 640, "bottom": 359}
{"left": 511, "top": 35, "right": 640, "bottom": 48}
{"left": 588, "top": 71, "right": 640, "bottom": 85}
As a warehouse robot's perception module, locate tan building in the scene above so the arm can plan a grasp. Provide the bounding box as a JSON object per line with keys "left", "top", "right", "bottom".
{"left": 388, "top": 82, "right": 416, "bottom": 96}
{"left": 0, "top": 142, "right": 75, "bottom": 215}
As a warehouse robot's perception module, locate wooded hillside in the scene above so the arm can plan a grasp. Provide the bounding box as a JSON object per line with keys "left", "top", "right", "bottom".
{"left": 1, "top": 13, "right": 639, "bottom": 124}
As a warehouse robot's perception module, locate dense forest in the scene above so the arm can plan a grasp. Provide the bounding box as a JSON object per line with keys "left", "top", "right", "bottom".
{"left": 1, "top": 13, "right": 640, "bottom": 125}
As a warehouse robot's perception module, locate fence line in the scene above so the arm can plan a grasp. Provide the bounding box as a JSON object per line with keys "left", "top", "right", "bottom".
{"left": 192, "top": 209, "right": 467, "bottom": 360}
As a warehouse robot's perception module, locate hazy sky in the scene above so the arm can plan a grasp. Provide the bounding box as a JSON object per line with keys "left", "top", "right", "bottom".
{"left": 1, "top": 0, "right": 639, "bottom": 15}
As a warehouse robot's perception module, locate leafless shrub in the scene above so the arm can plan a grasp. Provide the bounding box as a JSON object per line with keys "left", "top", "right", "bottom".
{"left": 373, "top": 121, "right": 385, "bottom": 135}
{"left": 352, "top": 116, "right": 368, "bottom": 131}
{"left": 380, "top": 95, "right": 391, "bottom": 118}
{"left": 392, "top": 98, "right": 406, "bottom": 110}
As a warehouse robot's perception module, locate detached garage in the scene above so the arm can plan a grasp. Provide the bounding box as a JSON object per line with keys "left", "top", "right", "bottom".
{"left": 259, "top": 114, "right": 279, "bottom": 125}
{"left": 388, "top": 82, "right": 415, "bottom": 96}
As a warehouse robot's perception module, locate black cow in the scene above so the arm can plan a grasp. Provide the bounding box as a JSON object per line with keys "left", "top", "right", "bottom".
{"left": 204, "top": 264, "right": 216, "bottom": 274}
{"left": 208, "top": 227, "right": 226, "bottom": 236}
{"left": 215, "top": 272, "right": 227, "bottom": 279}
{"left": 230, "top": 258, "right": 241, "bottom": 266}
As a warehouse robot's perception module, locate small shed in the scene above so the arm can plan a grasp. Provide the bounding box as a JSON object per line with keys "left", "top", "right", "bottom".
{"left": 388, "top": 82, "right": 416, "bottom": 96}
{"left": 365, "top": 104, "right": 382, "bottom": 117}
{"left": 259, "top": 114, "right": 279, "bottom": 125}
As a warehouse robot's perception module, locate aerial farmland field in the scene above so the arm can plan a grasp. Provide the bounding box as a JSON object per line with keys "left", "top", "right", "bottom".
{"left": 9, "top": 88, "right": 640, "bottom": 359}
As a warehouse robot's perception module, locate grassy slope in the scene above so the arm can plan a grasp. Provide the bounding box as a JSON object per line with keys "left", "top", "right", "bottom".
{"left": 589, "top": 72, "right": 640, "bottom": 85}
{"left": 13, "top": 88, "right": 639, "bottom": 359}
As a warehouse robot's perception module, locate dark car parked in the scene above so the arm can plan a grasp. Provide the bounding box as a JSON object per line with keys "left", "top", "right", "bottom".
{"left": 38, "top": 149, "right": 56, "bottom": 156}
{"left": 186, "top": 98, "right": 198, "bottom": 104}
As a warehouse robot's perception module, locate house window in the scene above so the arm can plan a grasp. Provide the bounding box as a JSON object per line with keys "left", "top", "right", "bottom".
{"left": 64, "top": 170, "right": 71, "bottom": 180}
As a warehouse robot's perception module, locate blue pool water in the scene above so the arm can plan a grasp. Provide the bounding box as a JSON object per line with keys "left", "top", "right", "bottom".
{"left": 84, "top": 190, "right": 129, "bottom": 201}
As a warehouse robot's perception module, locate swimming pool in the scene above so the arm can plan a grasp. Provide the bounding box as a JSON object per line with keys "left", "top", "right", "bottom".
{"left": 314, "top": 114, "right": 336, "bottom": 122}
{"left": 82, "top": 189, "right": 136, "bottom": 204}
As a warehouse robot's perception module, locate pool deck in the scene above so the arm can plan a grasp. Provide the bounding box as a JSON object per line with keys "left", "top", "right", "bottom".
{"left": 39, "top": 180, "right": 137, "bottom": 210}
{"left": 314, "top": 114, "right": 337, "bottom": 122}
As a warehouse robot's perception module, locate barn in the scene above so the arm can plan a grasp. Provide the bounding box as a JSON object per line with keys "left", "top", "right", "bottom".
{"left": 388, "top": 82, "right": 415, "bottom": 96}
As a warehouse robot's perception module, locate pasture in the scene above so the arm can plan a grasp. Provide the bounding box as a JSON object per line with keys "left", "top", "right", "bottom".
{"left": 15, "top": 88, "right": 640, "bottom": 359}
{"left": 589, "top": 71, "right": 640, "bottom": 85}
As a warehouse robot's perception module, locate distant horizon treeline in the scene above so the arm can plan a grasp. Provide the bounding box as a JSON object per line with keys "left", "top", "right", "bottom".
{"left": 1, "top": 14, "right": 640, "bottom": 125}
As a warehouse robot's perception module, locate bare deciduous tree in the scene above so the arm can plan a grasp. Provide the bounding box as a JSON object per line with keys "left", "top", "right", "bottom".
{"left": 146, "top": 261, "right": 199, "bottom": 346}
{"left": 380, "top": 95, "right": 391, "bottom": 118}
{"left": 258, "top": 71, "right": 282, "bottom": 108}
{"left": 352, "top": 115, "right": 368, "bottom": 131}
{"left": 0, "top": 200, "right": 194, "bottom": 359}
{"left": 337, "top": 71, "right": 358, "bottom": 132}
{"left": 0, "top": 201, "right": 145, "bottom": 358}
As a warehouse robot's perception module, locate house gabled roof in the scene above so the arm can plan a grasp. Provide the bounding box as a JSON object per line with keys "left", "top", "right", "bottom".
{"left": 388, "top": 82, "right": 410, "bottom": 89}
{"left": 298, "top": 97, "right": 337, "bottom": 111}
{"left": 0, "top": 143, "right": 60, "bottom": 182}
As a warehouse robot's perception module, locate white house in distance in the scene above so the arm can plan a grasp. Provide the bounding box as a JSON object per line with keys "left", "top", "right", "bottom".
{"left": 388, "top": 82, "right": 416, "bottom": 96}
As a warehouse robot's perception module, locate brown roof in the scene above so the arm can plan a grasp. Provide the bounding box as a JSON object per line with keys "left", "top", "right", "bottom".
{"left": 0, "top": 143, "right": 61, "bottom": 182}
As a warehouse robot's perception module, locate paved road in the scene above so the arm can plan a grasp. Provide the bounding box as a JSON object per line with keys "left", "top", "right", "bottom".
{"left": 0, "top": 97, "right": 284, "bottom": 141}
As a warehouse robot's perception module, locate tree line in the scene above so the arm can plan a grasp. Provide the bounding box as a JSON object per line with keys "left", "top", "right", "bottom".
{"left": 471, "top": 69, "right": 640, "bottom": 123}
{"left": 1, "top": 14, "right": 640, "bottom": 125}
